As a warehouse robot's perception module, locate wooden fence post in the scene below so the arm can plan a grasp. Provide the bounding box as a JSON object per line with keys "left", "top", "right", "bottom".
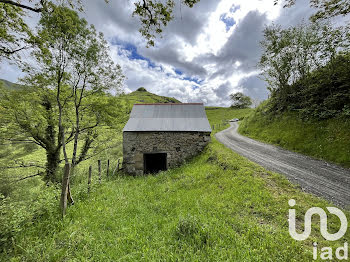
{"left": 98, "top": 160, "right": 101, "bottom": 183}
{"left": 88, "top": 165, "right": 92, "bottom": 193}
{"left": 107, "top": 159, "right": 110, "bottom": 177}
{"left": 60, "top": 163, "right": 71, "bottom": 217}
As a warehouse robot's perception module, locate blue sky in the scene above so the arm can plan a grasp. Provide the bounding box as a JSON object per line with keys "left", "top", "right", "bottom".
{"left": 1, "top": 0, "right": 317, "bottom": 106}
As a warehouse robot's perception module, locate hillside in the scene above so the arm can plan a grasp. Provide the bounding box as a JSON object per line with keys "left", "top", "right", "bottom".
{"left": 2, "top": 106, "right": 349, "bottom": 261}
{"left": 239, "top": 102, "right": 350, "bottom": 168}
{"left": 1, "top": 87, "right": 349, "bottom": 261}
{"left": 121, "top": 88, "right": 181, "bottom": 105}
{"left": 0, "top": 79, "right": 23, "bottom": 91}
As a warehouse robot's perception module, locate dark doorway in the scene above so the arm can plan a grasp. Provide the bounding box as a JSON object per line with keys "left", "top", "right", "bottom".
{"left": 144, "top": 153, "right": 167, "bottom": 174}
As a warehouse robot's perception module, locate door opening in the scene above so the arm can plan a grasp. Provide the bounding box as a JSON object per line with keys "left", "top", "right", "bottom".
{"left": 144, "top": 153, "right": 167, "bottom": 174}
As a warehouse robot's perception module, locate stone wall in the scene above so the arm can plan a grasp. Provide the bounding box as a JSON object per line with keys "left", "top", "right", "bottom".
{"left": 123, "top": 131, "right": 211, "bottom": 175}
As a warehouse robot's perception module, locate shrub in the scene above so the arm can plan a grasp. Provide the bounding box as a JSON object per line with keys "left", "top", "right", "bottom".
{"left": 136, "top": 87, "right": 147, "bottom": 92}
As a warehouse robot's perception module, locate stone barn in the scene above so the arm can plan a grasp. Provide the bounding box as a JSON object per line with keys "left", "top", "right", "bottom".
{"left": 122, "top": 103, "right": 212, "bottom": 175}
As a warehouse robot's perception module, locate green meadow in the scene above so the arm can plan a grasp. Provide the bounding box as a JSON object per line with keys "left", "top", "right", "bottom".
{"left": 2, "top": 104, "right": 349, "bottom": 261}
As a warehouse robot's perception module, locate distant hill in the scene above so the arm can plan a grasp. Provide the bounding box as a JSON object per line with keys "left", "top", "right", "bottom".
{"left": 121, "top": 89, "right": 181, "bottom": 104}
{"left": 0, "top": 80, "right": 181, "bottom": 104}
{"left": 0, "top": 79, "right": 23, "bottom": 91}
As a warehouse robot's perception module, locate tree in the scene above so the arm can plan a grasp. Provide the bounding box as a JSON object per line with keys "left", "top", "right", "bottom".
{"left": 136, "top": 87, "right": 147, "bottom": 92}
{"left": 133, "top": 0, "right": 200, "bottom": 46}
{"left": 0, "top": 4, "right": 124, "bottom": 215}
{"left": 30, "top": 4, "right": 124, "bottom": 214}
{"left": 258, "top": 20, "right": 350, "bottom": 117}
{"left": 259, "top": 23, "right": 295, "bottom": 93}
{"left": 0, "top": 3, "right": 32, "bottom": 61}
{"left": 274, "top": 0, "right": 350, "bottom": 21}
{"left": 259, "top": 21, "right": 348, "bottom": 91}
{"left": 230, "top": 92, "right": 252, "bottom": 109}
{"left": 0, "top": 86, "right": 62, "bottom": 183}
{"left": 0, "top": 0, "right": 201, "bottom": 61}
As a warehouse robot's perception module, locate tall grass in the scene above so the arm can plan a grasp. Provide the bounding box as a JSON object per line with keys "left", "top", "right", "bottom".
{"left": 2, "top": 106, "right": 349, "bottom": 261}
{"left": 239, "top": 106, "right": 350, "bottom": 167}
{"left": 3, "top": 138, "right": 349, "bottom": 261}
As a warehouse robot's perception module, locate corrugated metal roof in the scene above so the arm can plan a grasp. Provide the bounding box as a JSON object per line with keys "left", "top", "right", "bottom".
{"left": 123, "top": 103, "right": 212, "bottom": 132}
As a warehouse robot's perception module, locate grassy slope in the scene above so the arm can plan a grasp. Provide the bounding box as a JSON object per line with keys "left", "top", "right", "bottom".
{"left": 3, "top": 107, "right": 349, "bottom": 261}
{"left": 0, "top": 88, "right": 178, "bottom": 183}
{"left": 239, "top": 106, "right": 350, "bottom": 168}
{"left": 0, "top": 79, "right": 23, "bottom": 91}
{"left": 121, "top": 90, "right": 181, "bottom": 105}
{"left": 0, "top": 88, "right": 180, "bottom": 248}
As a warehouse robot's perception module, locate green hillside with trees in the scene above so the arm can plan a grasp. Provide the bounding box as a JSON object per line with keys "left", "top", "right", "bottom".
{"left": 2, "top": 103, "right": 349, "bottom": 261}
{"left": 239, "top": 21, "right": 350, "bottom": 167}
{"left": 1, "top": 0, "right": 350, "bottom": 260}
{"left": 121, "top": 87, "right": 181, "bottom": 105}
{"left": 0, "top": 79, "right": 23, "bottom": 91}
{"left": 0, "top": 81, "right": 182, "bottom": 254}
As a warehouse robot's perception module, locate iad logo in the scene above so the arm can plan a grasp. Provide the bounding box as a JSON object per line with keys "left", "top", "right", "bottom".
{"left": 288, "top": 199, "right": 348, "bottom": 260}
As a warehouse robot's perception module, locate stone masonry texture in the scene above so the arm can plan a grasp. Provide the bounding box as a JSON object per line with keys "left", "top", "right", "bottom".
{"left": 123, "top": 131, "right": 211, "bottom": 175}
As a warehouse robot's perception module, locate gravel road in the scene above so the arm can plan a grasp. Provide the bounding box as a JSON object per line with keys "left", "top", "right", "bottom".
{"left": 216, "top": 122, "right": 350, "bottom": 207}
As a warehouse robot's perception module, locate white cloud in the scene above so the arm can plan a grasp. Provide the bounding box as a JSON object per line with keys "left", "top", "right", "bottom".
{"left": 0, "top": 0, "right": 318, "bottom": 106}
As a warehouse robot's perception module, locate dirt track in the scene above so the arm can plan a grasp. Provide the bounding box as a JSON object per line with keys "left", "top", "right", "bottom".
{"left": 216, "top": 122, "right": 350, "bottom": 207}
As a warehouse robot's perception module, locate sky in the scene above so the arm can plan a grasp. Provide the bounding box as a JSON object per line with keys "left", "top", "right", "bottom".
{"left": 1, "top": 0, "right": 317, "bottom": 106}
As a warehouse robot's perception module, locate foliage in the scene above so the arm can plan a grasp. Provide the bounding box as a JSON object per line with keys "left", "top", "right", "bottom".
{"left": 2, "top": 130, "right": 349, "bottom": 260}
{"left": 0, "top": 0, "right": 201, "bottom": 61}
{"left": 136, "top": 87, "right": 147, "bottom": 92}
{"left": 0, "top": 2, "right": 31, "bottom": 61}
{"left": 122, "top": 89, "right": 181, "bottom": 106}
{"left": 133, "top": 0, "right": 200, "bottom": 46}
{"left": 275, "top": 0, "right": 350, "bottom": 21}
{"left": 0, "top": 4, "right": 124, "bottom": 188}
{"left": 259, "top": 21, "right": 349, "bottom": 119}
{"left": 279, "top": 53, "right": 350, "bottom": 119}
{"left": 229, "top": 92, "right": 252, "bottom": 109}
{"left": 0, "top": 184, "right": 59, "bottom": 250}
{"left": 239, "top": 103, "right": 350, "bottom": 167}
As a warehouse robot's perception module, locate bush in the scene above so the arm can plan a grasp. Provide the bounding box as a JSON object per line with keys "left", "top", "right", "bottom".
{"left": 0, "top": 185, "right": 59, "bottom": 251}
{"left": 136, "top": 87, "right": 147, "bottom": 92}
{"left": 269, "top": 52, "right": 350, "bottom": 120}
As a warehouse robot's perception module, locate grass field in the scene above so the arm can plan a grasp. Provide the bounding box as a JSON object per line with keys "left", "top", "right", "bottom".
{"left": 239, "top": 107, "right": 350, "bottom": 168}
{"left": 2, "top": 106, "right": 349, "bottom": 261}
{"left": 120, "top": 89, "right": 180, "bottom": 105}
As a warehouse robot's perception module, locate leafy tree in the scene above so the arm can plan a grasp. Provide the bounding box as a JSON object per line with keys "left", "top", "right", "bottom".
{"left": 274, "top": 0, "right": 350, "bottom": 21}
{"left": 0, "top": 4, "right": 124, "bottom": 215}
{"left": 259, "top": 21, "right": 348, "bottom": 92}
{"left": 137, "top": 87, "right": 147, "bottom": 92}
{"left": 0, "top": 3, "right": 32, "bottom": 61}
{"left": 133, "top": 0, "right": 200, "bottom": 46}
{"left": 30, "top": 4, "right": 124, "bottom": 214}
{"left": 259, "top": 20, "right": 350, "bottom": 119}
{"left": 259, "top": 23, "right": 295, "bottom": 93}
{"left": 230, "top": 92, "right": 252, "bottom": 109}
{"left": 0, "top": 0, "right": 201, "bottom": 61}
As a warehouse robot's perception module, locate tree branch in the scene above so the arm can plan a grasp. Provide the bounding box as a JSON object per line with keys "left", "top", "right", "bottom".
{"left": 0, "top": 0, "right": 43, "bottom": 13}
{"left": 0, "top": 45, "right": 27, "bottom": 55}
{"left": 1, "top": 161, "right": 45, "bottom": 170}
{"left": 12, "top": 172, "right": 44, "bottom": 183}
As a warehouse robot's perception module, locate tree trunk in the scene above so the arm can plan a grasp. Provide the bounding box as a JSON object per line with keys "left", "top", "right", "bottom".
{"left": 45, "top": 148, "right": 60, "bottom": 183}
